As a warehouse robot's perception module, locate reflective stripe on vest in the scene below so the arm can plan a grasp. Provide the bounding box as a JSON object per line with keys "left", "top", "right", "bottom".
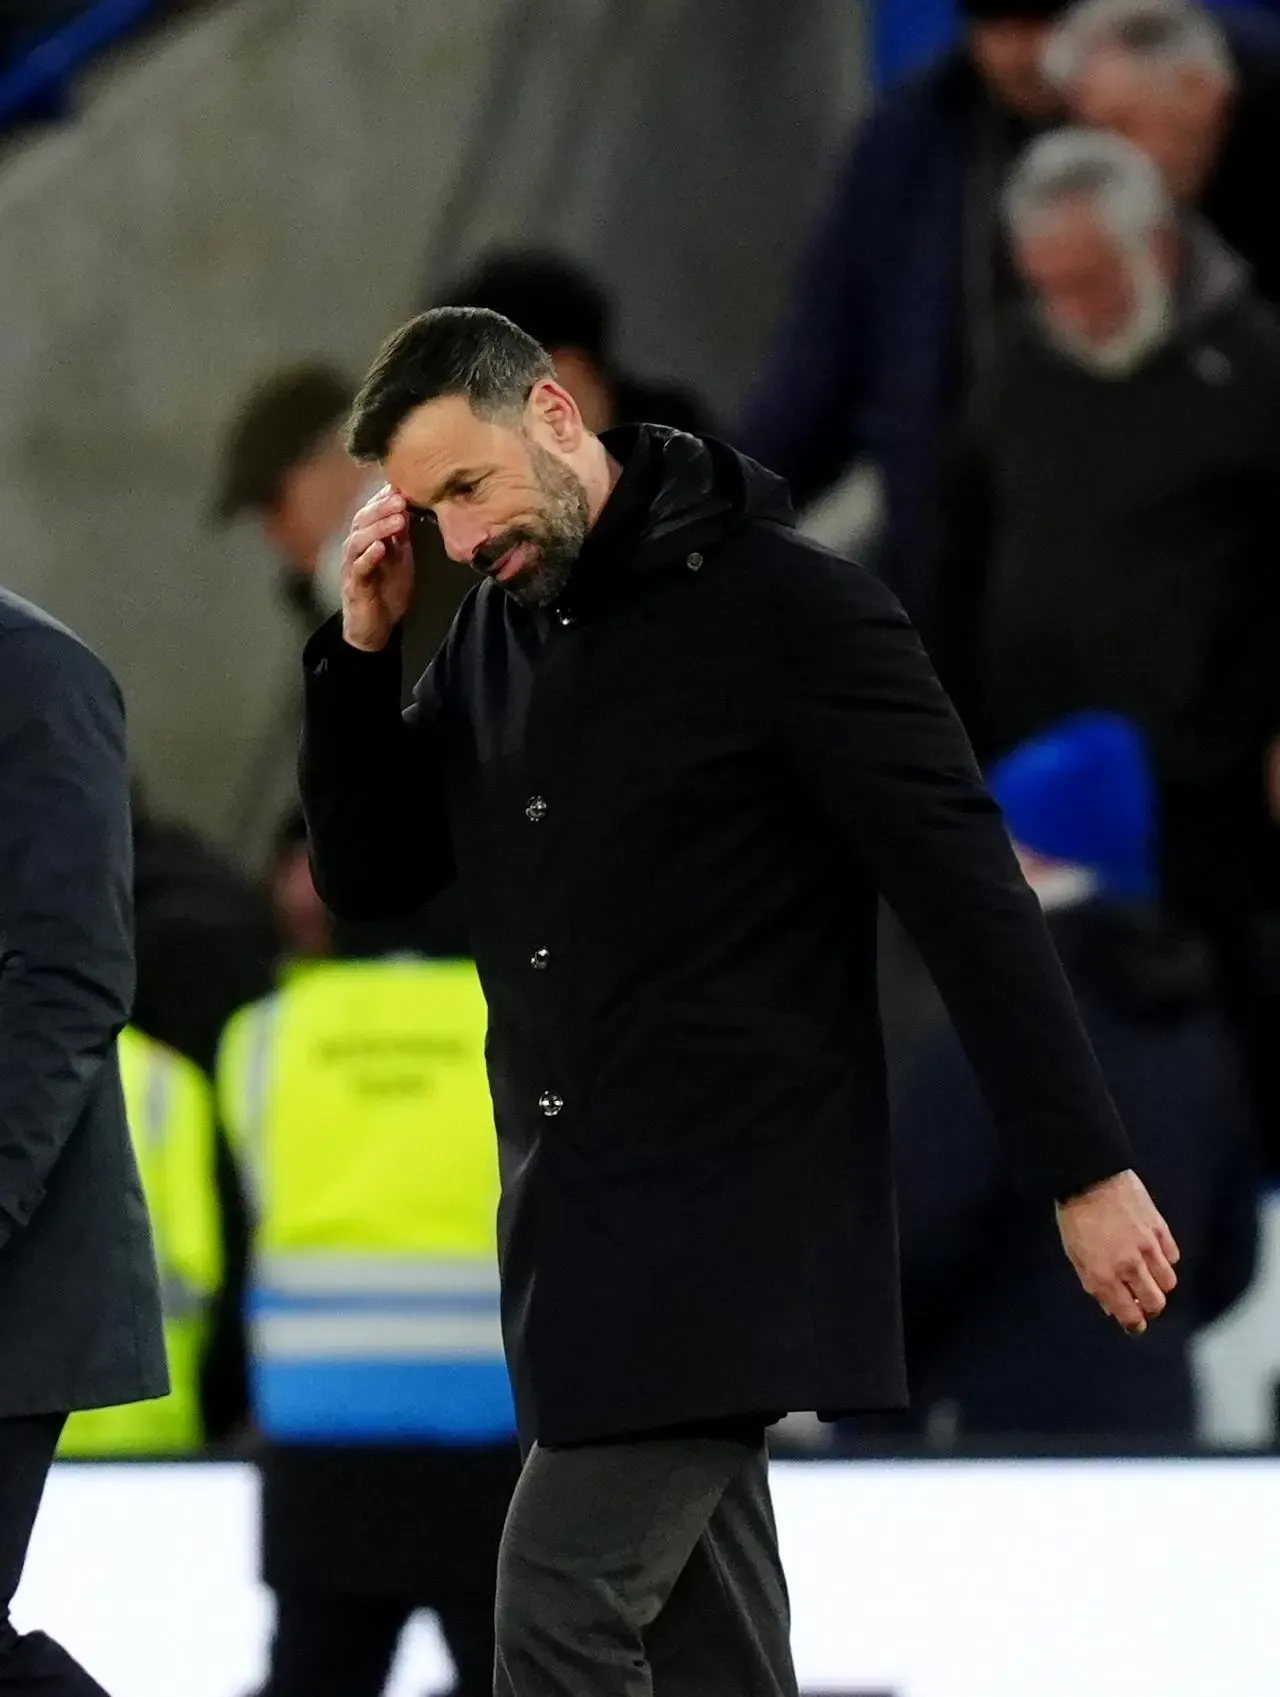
{"left": 225, "top": 960, "right": 515, "bottom": 1443}
{"left": 60, "top": 1028, "right": 220, "bottom": 1456}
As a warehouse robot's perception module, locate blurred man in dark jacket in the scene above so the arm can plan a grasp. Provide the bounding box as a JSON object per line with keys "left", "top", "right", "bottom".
{"left": 895, "top": 715, "right": 1259, "bottom": 1440}
{"left": 740, "top": 0, "right": 1072, "bottom": 635}
{"left": 936, "top": 128, "right": 1280, "bottom": 936}
{"left": 437, "top": 251, "right": 719, "bottom": 438}
{"left": 1046, "top": 0, "right": 1280, "bottom": 306}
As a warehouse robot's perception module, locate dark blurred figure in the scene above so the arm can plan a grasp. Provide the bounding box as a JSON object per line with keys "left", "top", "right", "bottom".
{"left": 936, "top": 127, "right": 1280, "bottom": 1158}
{"left": 131, "top": 788, "right": 277, "bottom": 1445}
{"left": 740, "top": 0, "right": 1071, "bottom": 634}
{"left": 437, "top": 250, "right": 719, "bottom": 436}
{"left": 220, "top": 830, "right": 517, "bottom": 1697}
{"left": 895, "top": 715, "right": 1258, "bottom": 1442}
{"left": 132, "top": 786, "right": 278, "bottom": 1075}
{"left": 1046, "top": 0, "right": 1280, "bottom": 306}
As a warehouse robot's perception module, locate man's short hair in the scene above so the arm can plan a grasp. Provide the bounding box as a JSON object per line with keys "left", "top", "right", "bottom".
{"left": 1044, "top": 0, "right": 1235, "bottom": 91}
{"left": 437, "top": 250, "right": 613, "bottom": 367}
{"left": 346, "top": 307, "right": 555, "bottom": 464}
{"left": 214, "top": 365, "right": 353, "bottom": 522}
{"left": 1004, "top": 126, "right": 1173, "bottom": 243}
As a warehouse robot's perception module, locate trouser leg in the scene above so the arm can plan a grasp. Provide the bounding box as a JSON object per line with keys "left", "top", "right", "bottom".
{"left": 648, "top": 1443, "right": 798, "bottom": 1697}
{"left": 0, "top": 1413, "right": 111, "bottom": 1696}
{"left": 494, "top": 1434, "right": 797, "bottom": 1697}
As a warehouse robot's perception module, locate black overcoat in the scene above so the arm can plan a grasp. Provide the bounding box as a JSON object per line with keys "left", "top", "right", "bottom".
{"left": 301, "top": 428, "right": 1131, "bottom": 1445}
{"left": 0, "top": 590, "right": 167, "bottom": 1417}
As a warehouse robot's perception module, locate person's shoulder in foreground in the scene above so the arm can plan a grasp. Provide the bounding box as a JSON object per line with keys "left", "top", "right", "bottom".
{"left": 0, "top": 584, "right": 120, "bottom": 688}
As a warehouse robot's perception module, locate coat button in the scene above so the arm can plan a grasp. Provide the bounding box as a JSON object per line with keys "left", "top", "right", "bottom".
{"left": 686, "top": 551, "right": 704, "bottom": 572}
{"left": 538, "top": 1091, "right": 564, "bottom": 1118}
{"left": 530, "top": 948, "right": 551, "bottom": 971}
{"left": 525, "top": 796, "right": 548, "bottom": 824}
{"left": 556, "top": 607, "right": 577, "bottom": 628}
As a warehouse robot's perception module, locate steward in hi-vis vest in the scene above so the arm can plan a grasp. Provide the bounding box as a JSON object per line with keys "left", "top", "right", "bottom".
{"left": 61, "top": 1027, "right": 221, "bottom": 1456}
{"left": 217, "top": 934, "right": 518, "bottom": 1697}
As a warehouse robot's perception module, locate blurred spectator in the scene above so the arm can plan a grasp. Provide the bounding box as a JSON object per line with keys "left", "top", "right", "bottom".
{"left": 935, "top": 129, "right": 1280, "bottom": 942}
{"left": 214, "top": 365, "right": 368, "bottom": 634}
{"left": 436, "top": 249, "right": 719, "bottom": 436}
{"left": 218, "top": 843, "right": 517, "bottom": 1697}
{"left": 740, "top": 0, "right": 1071, "bottom": 634}
{"left": 131, "top": 787, "right": 277, "bottom": 1444}
{"left": 1045, "top": 0, "right": 1280, "bottom": 306}
{"left": 214, "top": 364, "right": 474, "bottom": 860}
{"left": 59, "top": 1028, "right": 222, "bottom": 1457}
{"left": 132, "top": 784, "right": 278, "bottom": 1076}
{"left": 894, "top": 715, "right": 1258, "bottom": 1442}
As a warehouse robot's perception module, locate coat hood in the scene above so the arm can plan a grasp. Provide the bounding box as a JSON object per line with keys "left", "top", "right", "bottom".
{"left": 592, "top": 425, "right": 795, "bottom": 578}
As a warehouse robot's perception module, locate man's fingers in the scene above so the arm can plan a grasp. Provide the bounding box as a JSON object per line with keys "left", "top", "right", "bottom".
{"left": 354, "top": 486, "right": 403, "bottom": 527}
{"left": 347, "top": 539, "right": 386, "bottom": 581}
{"left": 1145, "top": 1241, "right": 1178, "bottom": 1296}
{"left": 1122, "top": 1258, "right": 1168, "bottom": 1320}
{"left": 346, "top": 514, "right": 406, "bottom": 563}
{"left": 1098, "top": 1288, "right": 1147, "bottom": 1336}
{"left": 1155, "top": 1222, "right": 1181, "bottom": 1268}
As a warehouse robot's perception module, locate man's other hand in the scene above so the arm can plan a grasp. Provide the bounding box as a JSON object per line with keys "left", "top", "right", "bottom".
{"left": 1056, "top": 1170, "right": 1180, "bottom": 1336}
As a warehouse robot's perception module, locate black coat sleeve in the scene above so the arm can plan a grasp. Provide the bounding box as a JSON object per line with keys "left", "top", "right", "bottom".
{"left": 299, "top": 616, "right": 455, "bottom": 923}
{"left": 771, "top": 556, "right": 1134, "bottom": 1201}
{"left": 0, "top": 628, "right": 135, "bottom": 1249}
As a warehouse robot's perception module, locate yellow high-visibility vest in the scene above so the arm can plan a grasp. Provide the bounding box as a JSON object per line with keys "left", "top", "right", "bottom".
{"left": 218, "top": 957, "right": 514, "bottom": 1443}
{"left": 60, "top": 1028, "right": 221, "bottom": 1456}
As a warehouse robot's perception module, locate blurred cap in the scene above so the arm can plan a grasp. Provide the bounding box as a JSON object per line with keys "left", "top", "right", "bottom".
{"left": 437, "top": 250, "right": 612, "bottom": 365}
{"left": 961, "top": 0, "right": 1073, "bottom": 19}
{"left": 989, "top": 712, "right": 1156, "bottom": 901}
{"left": 213, "top": 365, "right": 354, "bottom": 523}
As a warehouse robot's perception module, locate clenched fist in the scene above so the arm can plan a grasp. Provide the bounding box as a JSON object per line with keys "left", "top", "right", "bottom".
{"left": 1057, "top": 1169, "right": 1180, "bottom": 1336}
{"left": 340, "top": 486, "right": 416, "bottom": 653}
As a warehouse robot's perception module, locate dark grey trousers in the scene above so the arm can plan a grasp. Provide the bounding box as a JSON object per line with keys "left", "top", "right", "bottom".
{"left": 493, "top": 1433, "right": 800, "bottom": 1696}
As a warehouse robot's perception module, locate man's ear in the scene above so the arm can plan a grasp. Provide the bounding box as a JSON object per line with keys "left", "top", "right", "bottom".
{"left": 527, "top": 377, "right": 586, "bottom": 453}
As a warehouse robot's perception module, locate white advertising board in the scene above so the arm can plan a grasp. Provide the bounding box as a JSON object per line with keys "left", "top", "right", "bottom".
{"left": 15, "top": 1459, "right": 1280, "bottom": 1697}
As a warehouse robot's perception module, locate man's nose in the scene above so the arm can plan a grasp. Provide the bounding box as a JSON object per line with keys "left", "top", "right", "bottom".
{"left": 436, "top": 510, "right": 489, "bottom": 566}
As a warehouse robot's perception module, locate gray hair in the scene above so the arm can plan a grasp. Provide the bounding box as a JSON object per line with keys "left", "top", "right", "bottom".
{"left": 1004, "top": 127, "right": 1174, "bottom": 246}
{"left": 1043, "top": 0, "right": 1235, "bottom": 92}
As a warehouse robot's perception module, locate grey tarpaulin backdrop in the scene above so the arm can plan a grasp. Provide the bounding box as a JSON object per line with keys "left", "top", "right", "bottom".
{"left": 0, "top": 0, "right": 868, "bottom": 856}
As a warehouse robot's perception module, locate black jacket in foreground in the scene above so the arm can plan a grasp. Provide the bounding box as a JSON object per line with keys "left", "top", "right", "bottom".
{"left": 0, "top": 590, "right": 167, "bottom": 1417}
{"left": 300, "top": 426, "right": 1131, "bottom": 1446}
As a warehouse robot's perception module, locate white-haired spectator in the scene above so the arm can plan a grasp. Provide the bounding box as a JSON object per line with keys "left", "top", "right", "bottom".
{"left": 1043, "top": 0, "right": 1280, "bottom": 304}
{"left": 928, "top": 125, "right": 1280, "bottom": 1167}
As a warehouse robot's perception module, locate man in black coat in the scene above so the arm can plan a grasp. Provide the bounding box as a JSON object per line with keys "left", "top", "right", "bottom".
{"left": 300, "top": 307, "right": 1180, "bottom": 1696}
{"left": 0, "top": 590, "right": 167, "bottom": 1694}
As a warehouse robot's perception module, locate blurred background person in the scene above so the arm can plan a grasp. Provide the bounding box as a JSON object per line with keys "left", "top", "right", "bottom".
{"left": 892, "top": 715, "right": 1258, "bottom": 1442}
{"left": 218, "top": 824, "right": 518, "bottom": 1697}
{"left": 213, "top": 365, "right": 474, "bottom": 866}
{"left": 739, "top": 0, "right": 1071, "bottom": 638}
{"left": 214, "top": 365, "right": 371, "bottom": 638}
{"left": 933, "top": 126, "right": 1280, "bottom": 1158}
{"left": 437, "top": 249, "right": 719, "bottom": 436}
{"left": 1045, "top": 0, "right": 1280, "bottom": 305}
{"left": 131, "top": 783, "right": 277, "bottom": 1447}
{"left": 59, "top": 1027, "right": 222, "bottom": 1458}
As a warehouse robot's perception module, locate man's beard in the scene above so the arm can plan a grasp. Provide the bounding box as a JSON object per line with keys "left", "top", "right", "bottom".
{"left": 1042, "top": 248, "right": 1175, "bottom": 380}
{"left": 473, "top": 442, "right": 591, "bottom": 609}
